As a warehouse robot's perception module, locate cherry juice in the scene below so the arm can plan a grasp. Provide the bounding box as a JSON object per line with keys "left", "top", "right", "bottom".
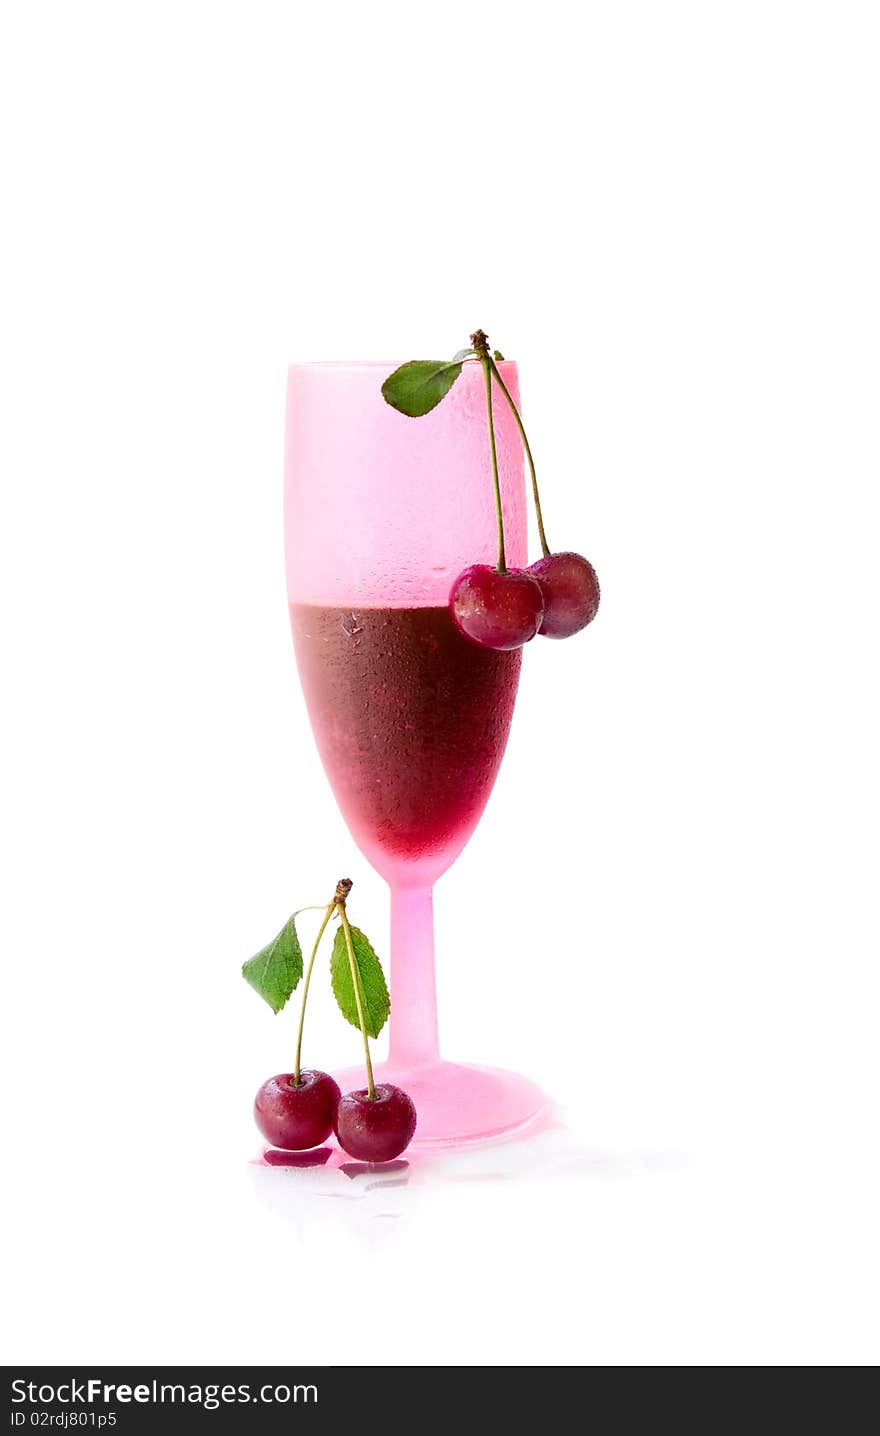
{"left": 290, "top": 604, "right": 521, "bottom": 878}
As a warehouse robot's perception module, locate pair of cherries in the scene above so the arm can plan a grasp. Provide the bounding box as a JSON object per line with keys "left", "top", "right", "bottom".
{"left": 450, "top": 549, "right": 600, "bottom": 651}
{"left": 255, "top": 1070, "right": 416, "bottom": 1163}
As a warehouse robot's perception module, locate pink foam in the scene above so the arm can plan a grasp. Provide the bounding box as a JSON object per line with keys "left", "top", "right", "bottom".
{"left": 284, "top": 360, "right": 527, "bottom": 606}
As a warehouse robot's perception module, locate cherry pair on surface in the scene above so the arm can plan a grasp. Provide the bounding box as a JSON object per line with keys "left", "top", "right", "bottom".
{"left": 255, "top": 1070, "right": 416, "bottom": 1163}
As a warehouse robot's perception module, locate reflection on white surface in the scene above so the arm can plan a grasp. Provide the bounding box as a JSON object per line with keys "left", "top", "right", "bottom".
{"left": 248, "top": 1117, "right": 691, "bottom": 1234}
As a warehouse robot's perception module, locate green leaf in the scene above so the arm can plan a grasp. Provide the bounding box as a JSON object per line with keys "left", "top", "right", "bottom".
{"left": 452, "top": 347, "right": 474, "bottom": 362}
{"left": 242, "top": 915, "right": 303, "bottom": 1013}
{"left": 330, "top": 924, "right": 390, "bottom": 1038}
{"left": 493, "top": 349, "right": 506, "bottom": 361}
{"left": 381, "top": 359, "right": 463, "bottom": 418}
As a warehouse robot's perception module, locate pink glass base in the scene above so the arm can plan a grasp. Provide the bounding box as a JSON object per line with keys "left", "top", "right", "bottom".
{"left": 332, "top": 1058, "right": 546, "bottom": 1149}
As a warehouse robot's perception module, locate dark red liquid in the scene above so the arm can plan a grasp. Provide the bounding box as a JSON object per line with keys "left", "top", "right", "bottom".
{"left": 290, "top": 604, "right": 521, "bottom": 878}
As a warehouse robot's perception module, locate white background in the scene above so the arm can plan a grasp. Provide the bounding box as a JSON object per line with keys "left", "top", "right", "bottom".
{"left": 2, "top": 1, "right": 878, "bottom": 1367}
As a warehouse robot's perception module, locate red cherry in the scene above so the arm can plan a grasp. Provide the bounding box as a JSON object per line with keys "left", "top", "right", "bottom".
{"left": 254, "top": 1070, "right": 341, "bottom": 1151}
{"left": 334, "top": 1083, "right": 417, "bottom": 1162}
{"left": 528, "top": 551, "right": 600, "bottom": 638}
{"left": 449, "top": 564, "right": 544, "bottom": 651}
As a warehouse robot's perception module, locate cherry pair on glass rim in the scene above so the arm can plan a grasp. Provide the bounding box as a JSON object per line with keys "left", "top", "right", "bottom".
{"left": 451, "top": 549, "right": 600, "bottom": 652}
{"left": 255, "top": 1069, "right": 416, "bottom": 1163}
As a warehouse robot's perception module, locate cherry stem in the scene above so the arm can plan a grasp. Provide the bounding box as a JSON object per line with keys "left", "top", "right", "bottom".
{"left": 488, "top": 356, "right": 550, "bottom": 558}
{"left": 481, "top": 357, "right": 507, "bottom": 573}
{"left": 336, "top": 891, "right": 376, "bottom": 1100}
{"left": 470, "top": 331, "right": 507, "bottom": 574}
{"left": 293, "top": 900, "right": 335, "bottom": 1086}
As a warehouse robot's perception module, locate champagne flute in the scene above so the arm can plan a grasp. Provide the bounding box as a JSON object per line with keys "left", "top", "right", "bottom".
{"left": 285, "top": 360, "right": 544, "bottom": 1145}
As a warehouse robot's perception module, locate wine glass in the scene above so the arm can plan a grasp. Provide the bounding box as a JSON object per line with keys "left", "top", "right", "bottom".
{"left": 284, "top": 359, "right": 544, "bottom": 1145}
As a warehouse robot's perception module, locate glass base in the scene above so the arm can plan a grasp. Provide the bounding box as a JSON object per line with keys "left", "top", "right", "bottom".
{"left": 332, "top": 1057, "right": 546, "bottom": 1149}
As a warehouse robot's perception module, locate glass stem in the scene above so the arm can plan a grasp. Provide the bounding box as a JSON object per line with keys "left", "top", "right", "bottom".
{"left": 387, "top": 885, "right": 440, "bottom": 1068}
